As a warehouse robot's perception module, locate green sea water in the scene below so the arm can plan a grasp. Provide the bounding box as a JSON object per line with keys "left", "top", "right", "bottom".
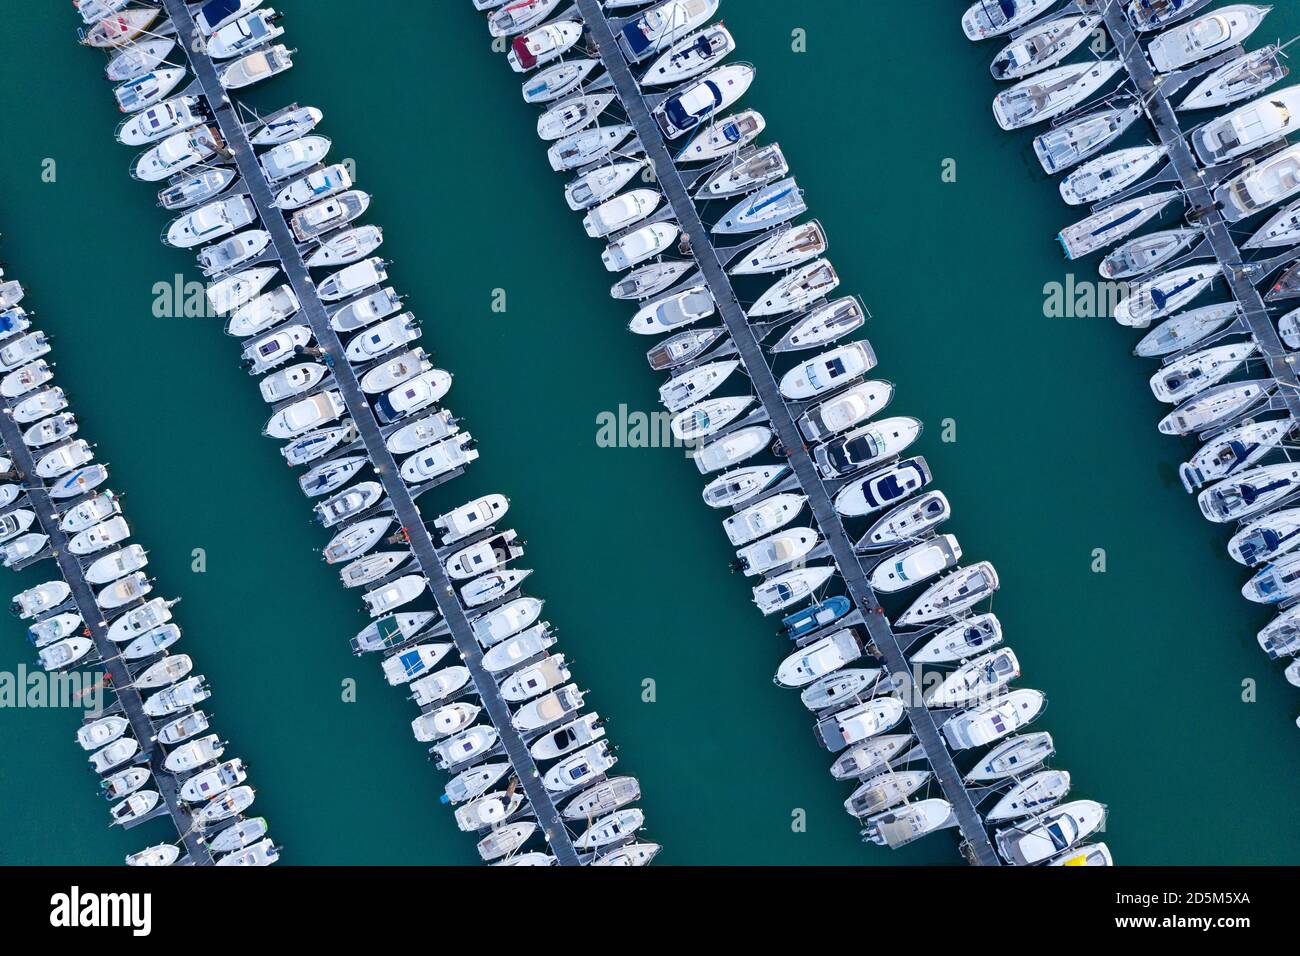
{"left": 0, "top": 0, "right": 1297, "bottom": 865}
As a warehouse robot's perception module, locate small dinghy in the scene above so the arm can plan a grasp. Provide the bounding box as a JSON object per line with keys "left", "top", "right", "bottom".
{"left": 713, "top": 177, "right": 806, "bottom": 234}
{"left": 729, "top": 220, "right": 827, "bottom": 276}
{"left": 1100, "top": 227, "right": 1201, "bottom": 280}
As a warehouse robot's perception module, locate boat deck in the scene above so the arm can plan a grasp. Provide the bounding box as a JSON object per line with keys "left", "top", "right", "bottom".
{"left": 572, "top": 0, "right": 1001, "bottom": 865}
{"left": 157, "top": 0, "right": 582, "bottom": 865}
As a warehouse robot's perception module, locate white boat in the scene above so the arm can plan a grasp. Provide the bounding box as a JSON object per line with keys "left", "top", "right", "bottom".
{"left": 261, "top": 363, "right": 328, "bottom": 406}
{"left": 242, "top": 326, "right": 312, "bottom": 377}
{"left": 1113, "top": 263, "right": 1220, "bottom": 327}
{"left": 993, "top": 61, "right": 1123, "bottom": 131}
{"left": 477, "top": 822, "right": 536, "bottom": 862}
{"left": 1060, "top": 145, "right": 1167, "bottom": 206}
{"left": 530, "top": 712, "right": 603, "bottom": 759}
{"left": 1215, "top": 142, "right": 1300, "bottom": 221}
{"left": 1242, "top": 550, "right": 1300, "bottom": 603}
{"left": 35, "top": 440, "right": 94, "bottom": 480}
{"left": 340, "top": 549, "right": 409, "bottom": 592}
{"left": 483, "top": 624, "right": 556, "bottom": 675}
{"left": 560, "top": 776, "right": 641, "bottom": 821}
{"left": 910, "top": 614, "right": 1003, "bottom": 664}
{"left": 362, "top": 574, "right": 427, "bottom": 617}
{"left": 897, "top": 561, "right": 1000, "bottom": 626}
{"left": 659, "top": 358, "right": 739, "bottom": 412}
{"left": 800, "top": 667, "right": 881, "bottom": 713}
{"left": 796, "top": 380, "right": 893, "bottom": 442}
{"left": 834, "top": 456, "right": 933, "bottom": 518}
{"left": 693, "top": 424, "right": 771, "bottom": 474}
{"left": 454, "top": 789, "right": 524, "bottom": 832}
{"left": 1128, "top": 0, "right": 1216, "bottom": 32}
{"left": 862, "top": 489, "right": 952, "bottom": 549}
{"left": 779, "top": 342, "right": 876, "bottom": 401}
{"left": 1246, "top": 197, "right": 1300, "bottom": 249}
{"left": 1049, "top": 843, "right": 1114, "bottom": 866}
{"left": 592, "top": 842, "right": 660, "bottom": 866}
{"left": 318, "top": 258, "right": 388, "bottom": 302}
{"left": 990, "top": 14, "right": 1100, "bottom": 80}
{"left": 114, "top": 68, "right": 186, "bottom": 114}
{"left": 163, "top": 734, "right": 224, "bottom": 773}
{"left": 507, "top": 21, "right": 583, "bottom": 72}
{"left": 2, "top": 359, "right": 54, "bottom": 398}
{"left": 290, "top": 190, "right": 370, "bottom": 242}
{"left": 165, "top": 195, "right": 256, "bottom": 249}
{"left": 108, "top": 38, "right": 173, "bottom": 82}
{"left": 446, "top": 531, "right": 522, "bottom": 580}
{"left": 434, "top": 494, "right": 509, "bottom": 544}
{"left": 89, "top": 736, "right": 138, "bottom": 774}
{"left": 523, "top": 58, "right": 599, "bottom": 104}
{"left": 350, "top": 610, "right": 433, "bottom": 654}
{"left": 1149, "top": 340, "right": 1257, "bottom": 403}
{"left": 385, "top": 409, "right": 459, "bottom": 454}
{"left": 1034, "top": 102, "right": 1144, "bottom": 176}
{"left": 729, "top": 220, "right": 827, "bottom": 276}
{"left": 736, "top": 526, "right": 818, "bottom": 577}
{"left": 22, "top": 412, "right": 77, "bottom": 449}
{"left": 713, "top": 178, "right": 806, "bottom": 234}
{"left": 986, "top": 769, "right": 1072, "bottom": 823}
{"left": 1185, "top": 415, "right": 1291, "bottom": 495}
{"left": 251, "top": 107, "right": 323, "bottom": 146}
{"left": 944, "top": 689, "right": 1046, "bottom": 751}
{"left": 69, "top": 515, "right": 130, "bottom": 556}
{"left": 383, "top": 643, "right": 453, "bottom": 686}
{"left": 771, "top": 297, "right": 866, "bottom": 353}
{"left": 38, "top": 637, "right": 93, "bottom": 671}
{"left": 676, "top": 109, "right": 765, "bottom": 163}
{"left": 844, "top": 770, "right": 932, "bottom": 819}
{"left": 748, "top": 259, "right": 839, "bottom": 318}
{"left": 1058, "top": 191, "right": 1180, "bottom": 260}
{"left": 1148, "top": 5, "right": 1270, "bottom": 74}
{"left": 701, "top": 463, "right": 789, "bottom": 509}
{"left": 813, "top": 415, "right": 922, "bottom": 480}
{"left": 814, "top": 697, "right": 906, "bottom": 752}
{"left": 773, "top": 628, "right": 862, "bottom": 688}
{"left": 121, "top": 624, "right": 181, "bottom": 661}
{"left": 501, "top": 656, "right": 571, "bottom": 703}
{"left": 210, "top": 817, "right": 271, "bottom": 855}
{"left": 96, "top": 571, "right": 152, "bottom": 610}
{"left": 110, "top": 791, "right": 160, "bottom": 827}
{"left": 671, "top": 395, "right": 755, "bottom": 442}
{"left": 965, "top": 731, "right": 1055, "bottom": 783}
{"left": 143, "top": 676, "right": 210, "bottom": 718}
{"left": 413, "top": 666, "right": 474, "bottom": 710}
{"left": 1199, "top": 462, "right": 1300, "bottom": 522}
{"left": 282, "top": 421, "right": 358, "bottom": 467}
{"left": 107, "top": 597, "right": 175, "bottom": 643}
{"left": 218, "top": 45, "right": 294, "bottom": 90}
{"left": 375, "top": 369, "right": 454, "bottom": 425}
{"left": 305, "top": 225, "right": 383, "bottom": 268}
{"left": 962, "top": 0, "right": 1057, "bottom": 40}
{"left": 461, "top": 569, "right": 532, "bottom": 608}
{"left": 618, "top": 0, "right": 719, "bottom": 61}
{"left": 208, "top": 8, "right": 284, "bottom": 59}
{"left": 329, "top": 286, "right": 401, "bottom": 332}
{"left": 601, "top": 222, "right": 680, "bottom": 272}
{"left": 313, "top": 480, "right": 384, "bottom": 528}
{"left": 542, "top": 741, "right": 616, "bottom": 792}
{"left": 28, "top": 611, "right": 83, "bottom": 649}
{"left": 442, "top": 761, "right": 509, "bottom": 806}
{"left": 126, "top": 844, "right": 180, "bottom": 867}
{"left": 359, "top": 346, "right": 429, "bottom": 393}
{"left": 1259, "top": 605, "right": 1300, "bottom": 658}
{"left": 0, "top": 331, "right": 50, "bottom": 371}
{"left": 345, "top": 314, "right": 418, "bottom": 363}
{"left": 926, "top": 648, "right": 1020, "bottom": 708}
{"left": 829, "top": 734, "right": 913, "bottom": 781}
{"left": 576, "top": 808, "right": 644, "bottom": 850}
{"left": 273, "top": 163, "right": 351, "bottom": 209}
{"left": 400, "top": 434, "right": 478, "bottom": 484}
{"left": 215, "top": 838, "right": 279, "bottom": 866}
{"left": 1179, "top": 44, "right": 1289, "bottom": 110}
{"left": 195, "top": 787, "right": 256, "bottom": 828}
{"left": 653, "top": 63, "right": 756, "bottom": 139}
{"left": 208, "top": 266, "right": 278, "bottom": 315}
{"left": 196, "top": 0, "right": 262, "bottom": 34}
{"left": 471, "top": 597, "right": 544, "bottom": 646}
{"left": 433, "top": 725, "right": 500, "bottom": 770}
{"left": 615, "top": 261, "right": 696, "bottom": 302}
{"left": 1099, "top": 227, "right": 1201, "bottom": 280}
{"left": 642, "top": 23, "right": 735, "bottom": 87}
{"left": 1228, "top": 503, "right": 1300, "bottom": 565}
{"left": 198, "top": 230, "right": 271, "bottom": 276}
{"left": 264, "top": 390, "right": 345, "bottom": 439}
{"left": 628, "top": 284, "right": 714, "bottom": 334}
{"left": 1194, "top": 85, "right": 1300, "bottom": 164}
{"left": 566, "top": 161, "right": 644, "bottom": 212}
{"left": 157, "top": 710, "right": 209, "bottom": 746}
{"left": 583, "top": 188, "right": 663, "bottom": 238}
{"left": 537, "top": 93, "right": 616, "bottom": 141}
{"left": 996, "top": 800, "right": 1107, "bottom": 865}
{"left": 226, "top": 286, "right": 301, "bottom": 338}
{"left": 870, "top": 535, "right": 962, "bottom": 594}
{"left": 753, "top": 565, "right": 836, "bottom": 614}
{"left": 82, "top": 8, "right": 159, "bottom": 49}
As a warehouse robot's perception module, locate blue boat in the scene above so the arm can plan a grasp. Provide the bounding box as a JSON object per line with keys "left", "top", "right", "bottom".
{"left": 782, "top": 595, "right": 851, "bottom": 640}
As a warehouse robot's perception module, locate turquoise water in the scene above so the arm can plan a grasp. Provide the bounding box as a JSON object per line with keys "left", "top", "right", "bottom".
{"left": 0, "top": 0, "right": 1296, "bottom": 865}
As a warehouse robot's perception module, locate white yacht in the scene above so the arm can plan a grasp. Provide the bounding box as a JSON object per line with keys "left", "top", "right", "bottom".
{"left": 433, "top": 494, "right": 509, "bottom": 544}
{"left": 524, "top": 58, "right": 599, "bottom": 105}
{"left": 942, "top": 689, "right": 1046, "bottom": 750}
{"left": 869, "top": 535, "right": 962, "bottom": 594}
{"left": 909, "top": 614, "right": 1004, "bottom": 664}
{"left": 543, "top": 741, "right": 616, "bottom": 793}
{"left": 198, "top": 229, "right": 271, "bottom": 276}
{"left": 1179, "top": 44, "right": 1289, "bottom": 110}
{"left": 1034, "top": 102, "right": 1144, "bottom": 176}
{"left": 484, "top": 624, "right": 556, "bottom": 675}
{"left": 986, "top": 769, "right": 1072, "bottom": 823}
{"left": 1099, "top": 227, "right": 1201, "bottom": 280}
{"left": 383, "top": 643, "right": 453, "bottom": 687}
{"left": 1151, "top": 337, "right": 1259, "bottom": 403}
{"left": 693, "top": 425, "right": 771, "bottom": 474}
{"left": 537, "top": 93, "right": 616, "bottom": 141}
{"left": 617, "top": 0, "right": 719, "bottom": 62}
{"left": 779, "top": 342, "right": 877, "bottom": 401}
{"left": 471, "top": 597, "right": 544, "bottom": 646}
{"left": 925, "top": 648, "right": 1021, "bottom": 707}
{"left": 362, "top": 575, "right": 428, "bottom": 617}
{"left": 772, "top": 297, "right": 866, "bottom": 353}
{"left": 1215, "top": 142, "right": 1300, "bottom": 221}
{"left": 675, "top": 109, "right": 765, "bottom": 163}
{"left": 531, "top": 713, "right": 604, "bottom": 760}
{"left": 114, "top": 67, "right": 186, "bottom": 114}
{"left": 1199, "top": 463, "right": 1300, "bottom": 523}
{"left": 796, "top": 380, "right": 893, "bottom": 442}
{"left": 1148, "top": 5, "right": 1271, "bottom": 73}
{"left": 1160, "top": 378, "right": 1273, "bottom": 436}
{"left": 1058, "top": 191, "right": 1181, "bottom": 260}
{"left": 251, "top": 106, "right": 323, "bottom": 147}
{"left": 862, "top": 490, "right": 952, "bottom": 550}
{"left": 729, "top": 220, "right": 826, "bottom": 276}
{"left": 306, "top": 225, "right": 384, "bottom": 269}
{"left": 813, "top": 416, "right": 922, "bottom": 480}
{"left": 488, "top": 0, "right": 564, "bottom": 38}
{"left": 454, "top": 790, "right": 524, "bottom": 833}
{"left": 548, "top": 124, "right": 634, "bottom": 172}
{"left": 965, "top": 731, "right": 1055, "bottom": 783}
{"left": 1060, "top": 145, "right": 1167, "bottom": 206}
{"left": 602, "top": 222, "right": 680, "bottom": 272}
{"left": 274, "top": 163, "right": 351, "bottom": 210}
{"left": 660, "top": 359, "right": 740, "bottom": 412}
{"left": 992, "top": 61, "right": 1123, "bottom": 130}
{"left": 566, "top": 161, "right": 644, "bottom": 211}
{"left": 814, "top": 698, "right": 906, "bottom": 752}
{"left": 561, "top": 776, "right": 641, "bottom": 821}
{"left": 507, "top": 20, "right": 583, "bottom": 73}
{"left": 122, "top": 624, "right": 181, "bottom": 661}
{"left": 582, "top": 188, "right": 662, "bottom": 238}
{"left": 962, "top": 0, "right": 1057, "bottom": 40}
{"left": 897, "top": 562, "right": 1000, "bottom": 626}
{"left": 671, "top": 394, "right": 755, "bottom": 442}
{"left": 165, "top": 196, "right": 257, "bottom": 249}
{"left": 1113, "top": 263, "right": 1221, "bottom": 327}
{"left": 713, "top": 178, "right": 806, "bottom": 234}
{"left": 329, "top": 286, "right": 401, "bottom": 333}
{"left": 642, "top": 23, "right": 735, "bottom": 87}
{"left": 501, "top": 656, "right": 571, "bottom": 703}
{"left": 722, "top": 492, "right": 805, "bottom": 546}
{"left": 1194, "top": 85, "right": 1300, "bottom": 164}
{"left": 208, "top": 9, "right": 284, "bottom": 59}
{"left": 1228, "top": 504, "right": 1300, "bottom": 565}
{"left": 829, "top": 734, "right": 913, "bottom": 781}
{"left": 996, "top": 800, "right": 1107, "bottom": 865}
{"left": 990, "top": 14, "right": 1100, "bottom": 80}
{"left": 751, "top": 565, "right": 836, "bottom": 615}
{"left": 1245, "top": 197, "right": 1300, "bottom": 249}
{"left": 748, "top": 259, "right": 839, "bottom": 318}
{"left": 218, "top": 45, "right": 294, "bottom": 90}
{"left": 628, "top": 284, "right": 715, "bottom": 335}
{"left": 1137, "top": 302, "right": 1242, "bottom": 360}
{"left": 773, "top": 628, "right": 862, "bottom": 688}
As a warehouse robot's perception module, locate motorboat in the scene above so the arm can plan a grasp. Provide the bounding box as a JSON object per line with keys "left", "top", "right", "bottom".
{"left": 195, "top": 786, "right": 256, "bottom": 829}
{"left": 647, "top": 326, "right": 725, "bottom": 371}
{"left": 1099, "top": 227, "right": 1201, "bottom": 280}
{"left": 576, "top": 808, "right": 644, "bottom": 851}
{"left": 523, "top": 58, "right": 599, "bottom": 104}
{"left": 659, "top": 358, "right": 740, "bottom": 412}
{"left": 375, "top": 369, "right": 453, "bottom": 425}
{"left": 813, "top": 416, "right": 922, "bottom": 480}
{"left": 264, "top": 390, "right": 345, "bottom": 439}
{"left": 110, "top": 791, "right": 161, "bottom": 827}
{"left": 909, "top": 613, "right": 1004, "bottom": 664}
{"left": 400, "top": 434, "right": 478, "bottom": 484}
{"left": 96, "top": 571, "right": 152, "bottom": 610}
{"left": 434, "top": 494, "right": 509, "bottom": 544}
{"left": 0, "top": 508, "right": 36, "bottom": 543}
{"left": 461, "top": 569, "right": 532, "bottom": 608}
{"left": 243, "top": 324, "right": 314, "bottom": 376}
{"left": 925, "top": 647, "right": 1020, "bottom": 708}
{"left": 251, "top": 106, "right": 323, "bottom": 146}
{"left": 990, "top": 14, "right": 1100, "bottom": 80}
{"left": 735, "top": 526, "right": 818, "bottom": 577}
{"left": 477, "top": 822, "right": 536, "bottom": 862}
{"left": 1113, "top": 263, "right": 1220, "bottom": 327}
{"left": 165, "top": 195, "right": 256, "bottom": 248}
{"left": 1148, "top": 5, "right": 1270, "bottom": 74}
{"left": 114, "top": 68, "right": 186, "bottom": 114}
{"left": 330, "top": 286, "right": 401, "bottom": 332}
{"left": 382, "top": 642, "right": 453, "bottom": 686}
{"left": 1058, "top": 191, "right": 1180, "bottom": 260}
{"left": 897, "top": 561, "right": 1000, "bottom": 626}
{"left": 962, "top": 0, "right": 1057, "bottom": 40}
{"left": 671, "top": 394, "right": 754, "bottom": 442}
{"left": 693, "top": 424, "right": 771, "bottom": 474}
{"left": 965, "top": 731, "right": 1055, "bottom": 783}
{"left": 290, "top": 190, "right": 370, "bottom": 242}
{"left": 1049, "top": 843, "right": 1114, "bottom": 866}
{"left": 483, "top": 624, "right": 556, "bottom": 675}
{"left": 218, "top": 45, "right": 294, "bottom": 90}
{"left": 779, "top": 342, "right": 876, "bottom": 401}
{"left": 385, "top": 409, "right": 459, "bottom": 454}
{"left": 1243, "top": 551, "right": 1300, "bottom": 603}
{"left": 2, "top": 359, "right": 54, "bottom": 398}
{"left": 844, "top": 770, "right": 932, "bottom": 819}
{"left": 446, "top": 531, "right": 522, "bottom": 580}
{"left": 28, "top": 611, "right": 82, "bottom": 649}
{"left": 226, "top": 286, "right": 300, "bottom": 337}
{"left": 713, "top": 178, "right": 806, "bottom": 234}
{"left": 501, "top": 656, "right": 571, "bottom": 703}
{"left": 602, "top": 222, "right": 680, "bottom": 271}
{"left": 653, "top": 63, "right": 755, "bottom": 139}
{"left": 531, "top": 713, "right": 604, "bottom": 759}
{"left": 582, "top": 189, "right": 662, "bottom": 238}
{"left": 537, "top": 93, "right": 616, "bottom": 141}
{"left": 359, "top": 345, "right": 429, "bottom": 392}
{"left": 1216, "top": 142, "right": 1300, "bottom": 221}
{"left": 1135, "top": 302, "right": 1240, "bottom": 358}
{"left": 723, "top": 492, "right": 805, "bottom": 546}
{"left": 628, "top": 284, "right": 715, "bottom": 334}
{"left": 121, "top": 624, "right": 181, "bottom": 661}
{"left": 799, "top": 665, "right": 881, "bottom": 713}
{"left": 753, "top": 565, "right": 836, "bottom": 615}
{"left": 0, "top": 331, "right": 50, "bottom": 371}
{"left": 83, "top": 8, "right": 159, "bottom": 49}
{"left": 986, "top": 769, "right": 1072, "bottom": 823}
{"left": 749, "top": 259, "right": 839, "bottom": 318}
{"left": 38, "top": 637, "right": 94, "bottom": 671}
{"left": 996, "top": 800, "right": 1107, "bottom": 865}
{"left": 89, "top": 736, "right": 138, "bottom": 774}
{"left": 618, "top": 0, "right": 719, "bottom": 62}
{"left": 730, "top": 220, "right": 827, "bottom": 276}
{"left": 306, "top": 225, "right": 384, "bottom": 269}
{"left": 543, "top": 741, "right": 616, "bottom": 793}
{"left": 613, "top": 260, "right": 695, "bottom": 301}
{"left": 796, "top": 380, "right": 893, "bottom": 442}
{"left": 350, "top": 610, "right": 433, "bottom": 654}
{"left": 134, "top": 125, "right": 226, "bottom": 182}
{"left": 1149, "top": 340, "right": 1257, "bottom": 403}
{"left": 453, "top": 789, "right": 524, "bottom": 832}
{"left": 0, "top": 308, "right": 31, "bottom": 343}
{"left": 1199, "top": 463, "right": 1300, "bottom": 522}
{"left": 208, "top": 266, "right": 278, "bottom": 315}
{"left": 560, "top": 776, "right": 641, "bottom": 821}
{"left": 441, "top": 761, "right": 509, "bottom": 806}
{"left": 362, "top": 575, "right": 427, "bottom": 617}
{"left": 433, "top": 725, "right": 500, "bottom": 771}
{"left": 1228, "top": 505, "right": 1300, "bottom": 565}
{"left": 274, "top": 163, "right": 351, "bottom": 209}
{"left": 814, "top": 697, "right": 906, "bottom": 752}
{"left": 282, "top": 421, "right": 358, "bottom": 467}
{"left": 834, "top": 456, "right": 933, "bottom": 518}
{"left": 69, "top": 515, "right": 130, "bottom": 556}
{"left": 1128, "top": 0, "right": 1216, "bottom": 32}
{"left": 773, "top": 628, "right": 862, "bottom": 688}
{"left": 36, "top": 440, "right": 94, "bottom": 480}
{"left": 260, "top": 357, "right": 325, "bottom": 402}
{"left": 1259, "top": 606, "right": 1300, "bottom": 658}
{"left": 701, "top": 463, "right": 789, "bottom": 509}
{"left": 126, "top": 845, "right": 180, "bottom": 867}
{"left": 870, "top": 535, "right": 962, "bottom": 594}
{"left": 313, "top": 480, "right": 384, "bottom": 528}
{"left": 830, "top": 734, "right": 913, "bottom": 781}
{"left": 157, "top": 710, "right": 209, "bottom": 746}
{"left": 299, "top": 455, "right": 366, "bottom": 499}
{"left": 992, "top": 61, "right": 1123, "bottom": 131}
{"left": 861, "top": 490, "right": 952, "bottom": 550}
{"left": 942, "top": 689, "right": 1046, "bottom": 750}
{"left": 1179, "top": 44, "right": 1289, "bottom": 110}
{"left": 508, "top": 20, "right": 583, "bottom": 72}
{"left": 1060, "top": 145, "right": 1167, "bottom": 206}
{"left": 198, "top": 229, "right": 271, "bottom": 276}
{"left": 592, "top": 843, "right": 660, "bottom": 867}
{"left": 215, "top": 838, "right": 279, "bottom": 866}
{"left": 642, "top": 23, "right": 735, "bottom": 87}
{"left": 143, "top": 675, "right": 211, "bottom": 718}
{"left": 567, "top": 161, "right": 644, "bottom": 212}
{"left": 320, "top": 258, "right": 390, "bottom": 303}
{"left": 772, "top": 297, "right": 866, "bottom": 353}
{"left": 471, "top": 597, "right": 544, "bottom": 646}
{"left": 1193, "top": 85, "right": 1300, "bottom": 164}
{"left": 209, "top": 817, "right": 271, "bottom": 856}
{"left": 1034, "top": 101, "right": 1144, "bottom": 176}
{"left": 196, "top": 0, "right": 262, "bottom": 34}
{"left": 106, "top": 597, "right": 175, "bottom": 643}
{"left": 208, "top": 8, "right": 285, "bottom": 59}
{"left": 676, "top": 109, "right": 765, "bottom": 163}
{"left": 163, "top": 734, "right": 224, "bottom": 774}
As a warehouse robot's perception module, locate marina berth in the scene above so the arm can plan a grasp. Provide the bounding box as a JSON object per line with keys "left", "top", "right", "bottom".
{"left": 69, "top": 0, "right": 647, "bottom": 866}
